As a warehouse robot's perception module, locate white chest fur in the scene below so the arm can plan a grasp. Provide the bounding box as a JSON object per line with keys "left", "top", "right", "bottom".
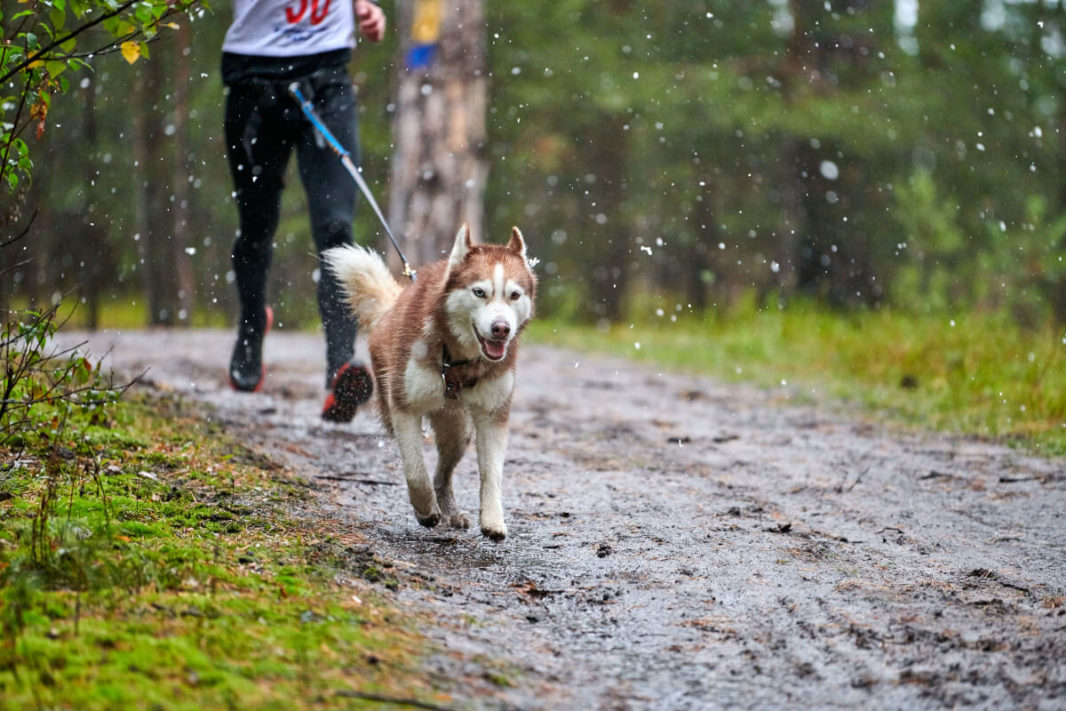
{"left": 401, "top": 352, "right": 515, "bottom": 416}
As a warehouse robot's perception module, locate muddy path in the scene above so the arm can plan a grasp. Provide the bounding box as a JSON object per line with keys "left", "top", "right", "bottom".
{"left": 63, "top": 328, "right": 1066, "bottom": 709}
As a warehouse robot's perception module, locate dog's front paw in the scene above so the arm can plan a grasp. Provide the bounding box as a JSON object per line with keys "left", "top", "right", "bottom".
{"left": 479, "top": 507, "right": 506, "bottom": 541}
{"left": 443, "top": 512, "right": 470, "bottom": 530}
{"left": 416, "top": 511, "right": 441, "bottom": 528}
{"left": 480, "top": 523, "right": 507, "bottom": 542}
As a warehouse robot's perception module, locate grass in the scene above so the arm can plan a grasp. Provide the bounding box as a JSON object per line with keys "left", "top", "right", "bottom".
{"left": 12, "top": 298, "right": 231, "bottom": 331}
{"left": 528, "top": 301, "right": 1066, "bottom": 456}
{"left": 0, "top": 393, "right": 452, "bottom": 710}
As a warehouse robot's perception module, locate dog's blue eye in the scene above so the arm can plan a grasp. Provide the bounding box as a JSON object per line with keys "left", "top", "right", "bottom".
{"left": 472, "top": 287, "right": 486, "bottom": 298}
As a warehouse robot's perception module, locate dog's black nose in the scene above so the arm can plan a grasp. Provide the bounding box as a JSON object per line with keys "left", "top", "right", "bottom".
{"left": 491, "top": 320, "right": 511, "bottom": 339}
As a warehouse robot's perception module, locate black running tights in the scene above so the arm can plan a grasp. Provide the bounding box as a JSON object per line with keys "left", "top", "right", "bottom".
{"left": 224, "top": 71, "right": 359, "bottom": 385}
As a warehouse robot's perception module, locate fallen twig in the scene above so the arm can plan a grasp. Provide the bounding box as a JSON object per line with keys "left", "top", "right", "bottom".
{"left": 313, "top": 473, "right": 397, "bottom": 486}
{"left": 335, "top": 690, "right": 453, "bottom": 710}
{"left": 920, "top": 470, "right": 953, "bottom": 480}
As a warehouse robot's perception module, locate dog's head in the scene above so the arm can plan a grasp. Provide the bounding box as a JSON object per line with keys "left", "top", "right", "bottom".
{"left": 443, "top": 224, "right": 537, "bottom": 362}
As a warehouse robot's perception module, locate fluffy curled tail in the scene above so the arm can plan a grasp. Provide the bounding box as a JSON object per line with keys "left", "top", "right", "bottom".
{"left": 322, "top": 245, "right": 404, "bottom": 329}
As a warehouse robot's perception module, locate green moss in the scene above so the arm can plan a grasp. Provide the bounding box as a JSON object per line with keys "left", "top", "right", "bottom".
{"left": 0, "top": 395, "right": 449, "bottom": 710}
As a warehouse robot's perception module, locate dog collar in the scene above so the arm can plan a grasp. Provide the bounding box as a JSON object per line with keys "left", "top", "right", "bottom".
{"left": 441, "top": 344, "right": 478, "bottom": 399}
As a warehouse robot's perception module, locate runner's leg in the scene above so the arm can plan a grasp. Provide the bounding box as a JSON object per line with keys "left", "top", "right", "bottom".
{"left": 224, "top": 82, "right": 294, "bottom": 389}
{"left": 225, "top": 82, "right": 294, "bottom": 334}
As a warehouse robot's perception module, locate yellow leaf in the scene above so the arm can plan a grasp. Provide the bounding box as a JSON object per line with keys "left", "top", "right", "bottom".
{"left": 120, "top": 41, "right": 141, "bottom": 65}
{"left": 27, "top": 60, "right": 44, "bottom": 69}
{"left": 164, "top": 22, "right": 180, "bottom": 30}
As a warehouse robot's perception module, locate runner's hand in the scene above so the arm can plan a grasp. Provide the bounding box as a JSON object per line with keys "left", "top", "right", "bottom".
{"left": 355, "top": 0, "right": 386, "bottom": 42}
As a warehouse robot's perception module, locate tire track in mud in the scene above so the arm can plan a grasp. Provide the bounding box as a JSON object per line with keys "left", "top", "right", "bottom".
{"left": 67, "top": 329, "right": 1066, "bottom": 709}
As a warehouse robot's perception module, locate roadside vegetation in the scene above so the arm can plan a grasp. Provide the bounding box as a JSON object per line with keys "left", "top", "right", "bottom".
{"left": 530, "top": 300, "right": 1066, "bottom": 456}
{"left": 0, "top": 308, "right": 452, "bottom": 710}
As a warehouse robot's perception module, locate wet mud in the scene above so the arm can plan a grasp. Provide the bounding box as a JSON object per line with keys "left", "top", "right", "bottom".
{"left": 64, "top": 329, "right": 1066, "bottom": 709}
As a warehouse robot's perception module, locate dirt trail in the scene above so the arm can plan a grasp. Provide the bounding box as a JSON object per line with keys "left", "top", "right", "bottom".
{"left": 63, "top": 328, "right": 1066, "bottom": 709}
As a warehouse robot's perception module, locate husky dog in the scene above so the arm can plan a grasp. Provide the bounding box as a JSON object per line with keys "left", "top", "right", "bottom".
{"left": 323, "top": 225, "right": 536, "bottom": 541}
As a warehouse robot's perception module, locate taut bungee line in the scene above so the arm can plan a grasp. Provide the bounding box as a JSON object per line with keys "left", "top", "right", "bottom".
{"left": 289, "top": 82, "right": 416, "bottom": 282}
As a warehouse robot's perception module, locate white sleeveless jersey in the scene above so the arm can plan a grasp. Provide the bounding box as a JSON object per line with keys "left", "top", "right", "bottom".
{"left": 223, "top": 0, "right": 356, "bottom": 57}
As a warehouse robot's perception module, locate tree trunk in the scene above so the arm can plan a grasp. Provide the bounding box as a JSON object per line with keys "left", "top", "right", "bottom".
{"left": 1051, "top": 106, "right": 1066, "bottom": 326}
{"left": 132, "top": 59, "right": 174, "bottom": 325}
{"left": 131, "top": 68, "right": 152, "bottom": 323}
{"left": 170, "top": 21, "right": 195, "bottom": 324}
{"left": 389, "top": 0, "right": 488, "bottom": 268}
{"left": 783, "top": 0, "right": 888, "bottom": 307}
{"left": 585, "top": 112, "right": 630, "bottom": 322}
{"left": 79, "top": 75, "right": 100, "bottom": 330}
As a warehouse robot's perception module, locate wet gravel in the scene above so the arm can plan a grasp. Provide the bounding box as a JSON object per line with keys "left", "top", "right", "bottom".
{"left": 63, "top": 328, "right": 1066, "bottom": 709}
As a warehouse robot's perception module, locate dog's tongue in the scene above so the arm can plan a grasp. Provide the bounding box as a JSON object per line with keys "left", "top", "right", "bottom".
{"left": 483, "top": 339, "right": 507, "bottom": 360}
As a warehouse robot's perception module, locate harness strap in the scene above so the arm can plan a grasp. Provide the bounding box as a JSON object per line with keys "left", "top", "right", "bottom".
{"left": 441, "top": 344, "right": 478, "bottom": 399}
{"left": 238, "top": 74, "right": 317, "bottom": 183}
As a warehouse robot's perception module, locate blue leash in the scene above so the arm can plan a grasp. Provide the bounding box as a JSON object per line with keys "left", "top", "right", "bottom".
{"left": 289, "top": 82, "right": 416, "bottom": 282}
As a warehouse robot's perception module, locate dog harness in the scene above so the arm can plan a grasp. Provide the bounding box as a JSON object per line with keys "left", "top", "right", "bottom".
{"left": 440, "top": 345, "right": 479, "bottom": 399}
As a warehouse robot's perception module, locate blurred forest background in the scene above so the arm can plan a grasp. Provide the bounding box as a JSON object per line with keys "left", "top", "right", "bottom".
{"left": 4, "top": 0, "right": 1066, "bottom": 331}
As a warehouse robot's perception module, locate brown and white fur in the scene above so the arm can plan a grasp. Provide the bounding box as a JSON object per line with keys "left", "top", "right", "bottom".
{"left": 323, "top": 225, "right": 536, "bottom": 541}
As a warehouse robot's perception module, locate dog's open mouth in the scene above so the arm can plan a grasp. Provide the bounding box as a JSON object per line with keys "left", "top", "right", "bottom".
{"left": 477, "top": 335, "right": 508, "bottom": 361}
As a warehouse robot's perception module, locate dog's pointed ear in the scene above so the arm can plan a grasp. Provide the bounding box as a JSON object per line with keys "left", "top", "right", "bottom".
{"left": 447, "top": 224, "right": 473, "bottom": 270}
{"left": 506, "top": 227, "right": 527, "bottom": 259}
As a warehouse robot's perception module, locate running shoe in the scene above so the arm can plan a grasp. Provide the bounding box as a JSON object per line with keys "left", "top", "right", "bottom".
{"left": 229, "top": 305, "right": 273, "bottom": 392}
{"left": 321, "top": 360, "right": 373, "bottom": 422}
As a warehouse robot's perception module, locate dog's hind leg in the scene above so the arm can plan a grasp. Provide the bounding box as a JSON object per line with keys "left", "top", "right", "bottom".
{"left": 391, "top": 410, "right": 441, "bottom": 528}
{"left": 473, "top": 411, "right": 509, "bottom": 541}
{"left": 428, "top": 410, "right": 472, "bottom": 530}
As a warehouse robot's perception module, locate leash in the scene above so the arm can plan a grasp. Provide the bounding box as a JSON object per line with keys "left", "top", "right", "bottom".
{"left": 289, "top": 82, "right": 416, "bottom": 282}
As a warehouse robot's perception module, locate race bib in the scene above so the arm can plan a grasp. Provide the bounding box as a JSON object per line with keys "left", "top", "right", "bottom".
{"left": 223, "top": 0, "right": 356, "bottom": 56}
